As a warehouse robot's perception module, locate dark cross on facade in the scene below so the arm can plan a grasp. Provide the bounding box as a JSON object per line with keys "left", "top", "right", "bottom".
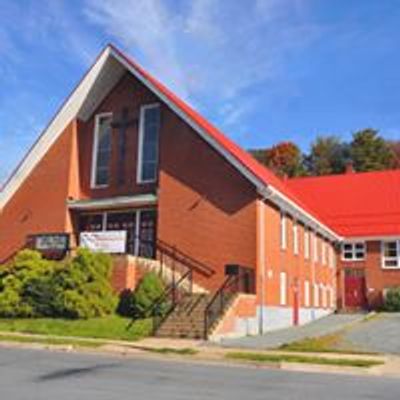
{"left": 111, "top": 107, "right": 138, "bottom": 186}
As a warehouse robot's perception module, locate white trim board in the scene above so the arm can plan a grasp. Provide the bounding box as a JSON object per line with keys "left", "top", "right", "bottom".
{"left": 67, "top": 194, "right": 157, "bottom": 210}
{"left": 91, "top": 112, "right": 113, "bottom": 189}
{"left": 0, "top": 47, "right": 112, "bottom": 211}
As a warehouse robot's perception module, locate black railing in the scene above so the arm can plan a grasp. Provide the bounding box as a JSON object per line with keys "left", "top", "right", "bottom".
{"left": 204, "top": 269, "right": 255, "bottom": 339}
{"left": 151, "top": 268, "right": 193, "bottom": 334}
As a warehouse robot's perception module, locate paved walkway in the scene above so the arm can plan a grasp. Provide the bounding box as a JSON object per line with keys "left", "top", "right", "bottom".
{"left": 219, "top": 313, "right": 365, "bottom": 349}
{"left": 342, "top": 313, "right": 400, "bottom": 354}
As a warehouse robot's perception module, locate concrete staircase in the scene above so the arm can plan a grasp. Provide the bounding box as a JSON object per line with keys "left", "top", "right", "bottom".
{"left": 155, "top": 293, "right": 211, "bottom": 339}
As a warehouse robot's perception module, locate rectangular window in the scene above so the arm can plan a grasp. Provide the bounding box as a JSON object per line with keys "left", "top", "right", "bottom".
{"left": 280, "top": 272, "right": 287, "bottom": 305}
{"left": 304, "top": 229, "right": 310, "bottom": 260}
{"left": 341, "top": 242, "right": 366, "bottom": 261}
{"left": 322, "top": 241, "right": 327, "bottom": 265}
{"left": 329, "top": 246, "right": 336, "bottom": 268}
{"left": 382, "top": 241, "right": 400, "bottom": 269}
{"left": 330, "top": 287, "right": 336, "bottom": 308}
{"left": 92, "top": 113, "right": 112, "bottom": 187}
{"left": 137, "top": 104, "right": 160, "bottom": 183}
{"left": 313, "top": 233, "right": 318, "bottom": 263}
{"left": 280, "top": 212, "right": 287, "bottom": 250}
{"left": 321, "top": 284, "right": 327, "bottom": 308}
{"left": 313, "top": 283, "right": 319, "bottom": 308}
{"left": 304, "top": 280, "right": 310, "bottom": 307}
{"left": 293, "top": 222, "right": 299, "bottom": 255}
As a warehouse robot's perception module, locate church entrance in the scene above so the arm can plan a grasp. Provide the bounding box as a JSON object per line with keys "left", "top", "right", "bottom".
{"left": 78, "top": 208, "right": 157, "bottom": 258}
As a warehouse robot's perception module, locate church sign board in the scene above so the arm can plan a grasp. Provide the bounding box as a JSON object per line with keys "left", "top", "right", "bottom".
{"left": 80, "top": 231, "right": 127, "bottom": 254}
{"left": 27, "top": 233, "right": 70, "bottom": 260}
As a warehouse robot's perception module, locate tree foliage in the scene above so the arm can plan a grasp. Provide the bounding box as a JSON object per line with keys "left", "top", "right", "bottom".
{"left": 0, "top": 248, "right": 117, "bottom": 319}
{"left": 251, "top": 142, "right": 305, "bottom": 178}
{"left": 350, "top": 129, "right": 394, "bottom": 172}
{"left": 305, "top": 136, "right": 350, "bottom": 176}
{"left": 249, "top": 128, "right": 399, "bottom": 177}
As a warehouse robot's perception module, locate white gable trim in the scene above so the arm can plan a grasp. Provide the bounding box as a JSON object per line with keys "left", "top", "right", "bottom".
{"left": 0, "top": 47, "right": 112, "bottom": 211}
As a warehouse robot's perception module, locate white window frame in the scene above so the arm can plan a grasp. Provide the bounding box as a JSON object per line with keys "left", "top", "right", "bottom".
{"left": 293, "top": 221, "right": 299, "bottom": 255}
{"left": 313, "top": 283, "right": 319, "bottom": 308}
{"left": 91, "top": 112, "right": 113, "bottom": 189}
{"left": 304, "top": 228, "right": 310, "bottom": 260}
{"left": 322, "top": 241, "right": 327, "bottom": 265}
{"left": 304, "top": 280, "right": 310, "bottom": 307}
{"left": 313, "top": 232, "right": 318, "bottom": 263}
{"left": 280, "top": 272, "right": 287, "bottom": 306}
{"left": 321, "top": 284, "right": 327, "bottom": 308}
{"left": 381, "top": 240, "right": 400, "bottom": 270}
{"left": 137, "top": 103, "right": 160, "bottom": 184}
{"left": 329, "top": 286, "right": 335, "bottom": 308}
{"left": 341, "top": 241, "right": 366, "bottom": 262}
{"left": 280, "top": 212, "right": 287, "bottom": 250}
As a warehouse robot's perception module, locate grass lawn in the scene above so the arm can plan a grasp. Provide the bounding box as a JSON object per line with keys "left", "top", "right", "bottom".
{"left": 279, "top": 333, "right": 378, "bottom": 355}
{"left": 226, "top": 351, "right": 383, "bottom": 368}
{"left": 0, "top": 315, "right": 152, "bottom": 342}
{"left": 0, "top": 333, "right": 105, "bottom": 348}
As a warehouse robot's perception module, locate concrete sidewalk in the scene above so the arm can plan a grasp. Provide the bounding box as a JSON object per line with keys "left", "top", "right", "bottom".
{"left": 0, "top": 328, "right": 395, "bottom": 378}
{"left": 219, "top": 313, "right": 366, "bottom": 349}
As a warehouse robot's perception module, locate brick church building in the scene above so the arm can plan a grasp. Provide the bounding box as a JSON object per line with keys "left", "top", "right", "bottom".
{"left": 0, "top": 44, "right": 399, "bottom": 339}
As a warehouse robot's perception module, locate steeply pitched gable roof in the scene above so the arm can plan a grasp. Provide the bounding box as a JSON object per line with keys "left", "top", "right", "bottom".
{"left": 287, "top": 169, "right": 400, "bottom": 237}
{"left": 0, "top": 44, "right": 338, "bottom": 240}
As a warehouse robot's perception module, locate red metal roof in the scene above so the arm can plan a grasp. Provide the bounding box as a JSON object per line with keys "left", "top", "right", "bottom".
{"left": 287, "top": 170, "right": 400, "bottom": 237}
{"left": 110, "top": 45, "right": 327, "bottom": 225}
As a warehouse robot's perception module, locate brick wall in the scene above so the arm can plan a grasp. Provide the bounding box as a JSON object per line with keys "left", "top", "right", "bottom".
{"left": 338, "top": 240, "right": 400, "bottom": 309}
{"left": 157, "top": 109, "right": 258, "bottom": 291}
{"left": 0, "top": 121, "right": 77, "bottom": 262}
{"left": 257, "top": 199, "right": 337, "bottom": 322}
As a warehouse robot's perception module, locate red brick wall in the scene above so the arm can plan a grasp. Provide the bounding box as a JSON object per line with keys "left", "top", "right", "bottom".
{"left": 77, "top": 73, "right": 158, "bottom": 200}
{"left": 338, "top": 241, "right": 400, "bottom": 309}
{"left": 258, "top": 199, "right": 337, "bottom": 310}
{"left": 157, "top": 109, "right": 257, "bottom": 291}
{"left": 0, "top": 121, "right": 77, "bottom": 262}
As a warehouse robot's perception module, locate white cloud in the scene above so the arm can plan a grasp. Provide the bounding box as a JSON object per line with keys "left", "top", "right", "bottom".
{"left": 84, "top": 0, "right": 321, "bottom": 127}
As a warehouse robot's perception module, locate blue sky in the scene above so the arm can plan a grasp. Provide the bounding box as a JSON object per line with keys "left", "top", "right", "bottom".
{"left": 1, "top": 0, "right": 400, "bottom": 185}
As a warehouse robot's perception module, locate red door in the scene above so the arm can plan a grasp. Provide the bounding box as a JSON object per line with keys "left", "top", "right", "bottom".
{"left": 344, "top": 269, "right": 367, "bottom": 308}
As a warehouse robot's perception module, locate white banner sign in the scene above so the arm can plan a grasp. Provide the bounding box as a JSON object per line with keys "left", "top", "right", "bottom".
{"left": 80, "top": 231, "right": 127, "bottom": 254}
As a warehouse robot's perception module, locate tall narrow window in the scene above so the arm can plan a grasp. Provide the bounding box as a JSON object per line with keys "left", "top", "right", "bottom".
{"left": 293, "top": 222, "right": 299, "bottom": 255}
{"left": 92, "top": 113, "right": 112, "bottom": 187}
{"left": 313, "top": 283, "right": 319, "bottom": 307}
{"left": 280, "top": 272, "right": 287, "bottom": 305}
{"left": 137, "top": 104, "right": 160, "bottom": 183}
{"left": 304, "top": 280, "right": 310, "bottom": 307}
{"left": 280, "top": 212, "right": 287, "bottom": 250}
{"left": 313, "top": 233, "right": 318, "bottom": 263}
{"left": 322, "top": 241, "right": 327, "bottom": 265}
{"left": 304, "top": 229, "right": 310, "bottom": 260}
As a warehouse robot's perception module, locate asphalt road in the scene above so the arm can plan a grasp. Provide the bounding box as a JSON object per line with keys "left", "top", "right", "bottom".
{"left": 0, "top": 347, "right": 400, "bottom": 400}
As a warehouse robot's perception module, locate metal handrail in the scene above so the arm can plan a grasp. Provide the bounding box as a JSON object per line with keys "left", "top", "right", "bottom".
{"left": 204, "top": 271, "right": 252, "bottom": 339}
{"left": 151, "top": 268, "right": 193, "bottom": 334}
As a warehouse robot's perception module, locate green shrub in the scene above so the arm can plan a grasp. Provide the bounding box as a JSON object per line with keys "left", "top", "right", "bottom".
{"left": 0, "top": 250, "right": 56, "bottom": 318}
{"left": 0, "top": 248, "right": 117, "bottom": 319}
{"left": 384, "top": 287, "right": 400, "bottom": 311}
{"left": 52, "top": 249, "right": 118, "bottom": 319}
{"left": 131, "top": 272, "right": 166, "bottom": 319}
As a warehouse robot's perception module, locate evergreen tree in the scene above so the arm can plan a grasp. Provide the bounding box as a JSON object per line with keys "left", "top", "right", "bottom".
{"left": 350, "top": 129, "right": 394, "bottom": 172}
{"left": 305, "top": 136, "right": 350, "bottom": 176}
